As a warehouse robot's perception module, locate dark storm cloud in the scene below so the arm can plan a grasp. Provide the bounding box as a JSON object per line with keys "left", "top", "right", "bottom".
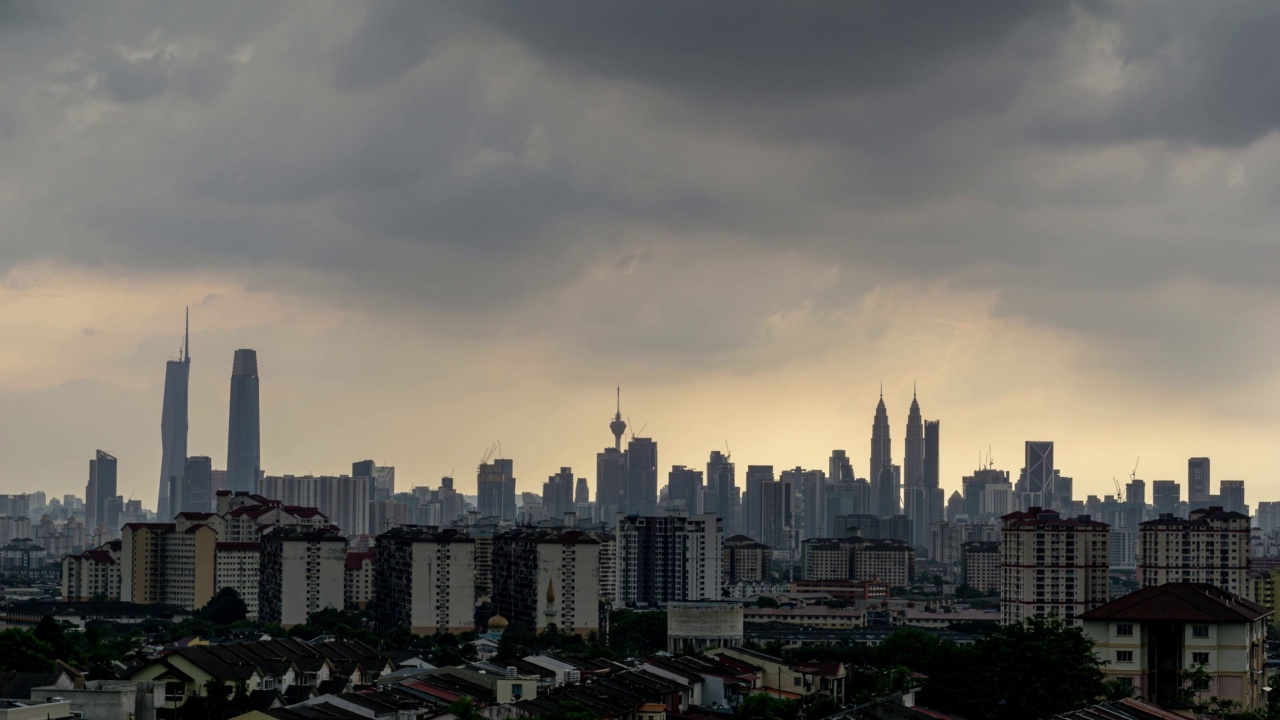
{"left": 465, "top": 1, "right": 1078, "bottom": 99}
{"left": 1, "top": 0, "right": 1278, "bottom": 390}
{"left": 1038, "top": 1, "right": 1280, "bottom": 148}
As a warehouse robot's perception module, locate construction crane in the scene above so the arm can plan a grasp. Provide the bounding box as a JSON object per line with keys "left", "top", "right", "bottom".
{"left": 724, "top": 441, "right": 732, "bottom": 460}
{"left": 1131, "top": 456, "right": 1140, "bottom": 483}
{"left": 1112, "top": 477, "right": 1125, "bottom": 503}
{"left": 628, "top": 417, "right": 647, "bottom": 441}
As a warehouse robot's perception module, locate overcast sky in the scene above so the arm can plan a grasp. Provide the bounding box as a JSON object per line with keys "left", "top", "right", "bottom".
{"left": 2, "top": 1, "right": 1279, "bottom": 506}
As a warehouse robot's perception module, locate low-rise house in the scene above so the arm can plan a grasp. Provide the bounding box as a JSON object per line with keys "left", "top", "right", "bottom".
{"left": 704, "top": 646, "right": 843, "bottom": 701}
{"left": 743, "top": 606, "right": 865, "bottom": 630}
{"left": 1080, "top": 583, "right": 1272, "bottom": 712}
{"left": 128, "top": 638, "right": 388, "bottom": 710}
{"left": 900, "top": 607, "right": 1000, "bottom": 629}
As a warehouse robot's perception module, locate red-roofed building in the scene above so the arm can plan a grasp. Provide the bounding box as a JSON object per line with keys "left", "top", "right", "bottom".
{"left": 1081, "top": 583, "right": 1271, "bottom": 711}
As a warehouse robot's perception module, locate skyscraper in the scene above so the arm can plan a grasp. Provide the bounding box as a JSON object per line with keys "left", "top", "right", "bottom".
{"left": 87, "top": 450, "right": 117, "bottom": 534}
{"left": 829, "top": 450, "right": 853, "bottom": 483}
{"left": 226, "top": 349, "right": 261, "bottom": 494}
{"left": 1151, "top": 480, "right": 1180, "bottom": 516}
{"left": 705, "top": 450, "right": 737, "bottom": 532}
{"left": 744, "top": 465, "right": 774, "bottom": 541}
{"left": 575, "top": 477, "right": 590, "bottom": 505}
{"left": 542, "top": 467, "right": 575, "bottom": 518}
{"left": 625, "top": 437, "right": 658, "bottom": 516}
{"left": 477, "top": 462, "right": 507, "bottom": 519}
{"left": 177, "top": 456, "right": 213, "bottom": 515}
{"left": 1023, "top": 441, "right": 1055, "bottom": 505}
{"left": 903, "top": 389, "right": 924, "bottom": 490}
{"left": 158, "top": 309, "right": 190, "bottom": 519}
{"left": 666, "top": 465, "right": 703, "bottom": 514}
{"left": 923, "top": 421, "right": 940, "bottom": 491}
{"left": 1188, "top": 457, "right": 1211, "bottom": 502}
{"left": 870, "top": 391, "right": 894, "bottom": 516}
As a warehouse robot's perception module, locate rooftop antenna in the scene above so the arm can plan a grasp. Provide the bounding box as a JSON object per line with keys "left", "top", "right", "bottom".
{"left": 183, "top": 306, "right": 190, "bottom": 363}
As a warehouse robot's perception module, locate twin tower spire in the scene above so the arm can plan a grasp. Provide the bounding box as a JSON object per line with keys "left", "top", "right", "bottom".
{"left": 870, "top": 383, "right": 927, "bottom": 517}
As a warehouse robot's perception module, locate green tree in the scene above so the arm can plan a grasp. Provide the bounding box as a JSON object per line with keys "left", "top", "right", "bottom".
{"left": 199, "top": 587, "right": 249, "bottom": 626}
{"left": 448, "top": 697, "right": 483, "bottom": 720}
{"left": 735, "top": 693, "right": 800, "bottom": 720}
{"left": 607, "top": 610, "right": 667, "bottom": 658}
{"left": 935, "top": 617, "right": 1105, "bottom": 720}
{"left": 755, "top": 596, "right": 780, "bottom": 608}
{"left": 804, "top": 695, "right": 838, "bottom": 720}
{"left": 535, "top": 700, "right": 598, "bottom": 720}
{"left": 0, "top": 629, "right": 55, "bottom": 672}
{"left": 34, "top": 615, "right": 73, "bottom": 661}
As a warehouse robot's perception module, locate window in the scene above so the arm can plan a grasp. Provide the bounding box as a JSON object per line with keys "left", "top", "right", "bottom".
{"left": 1116, "top": 624, "right": 1133, "bottom": 637}
{"left": 1192, "top": 652, "right": 1209, "bottom": 665}
{"left": 1116, "top": 651, "right": 1133, "bottom": 663}
{"left": 794, "top": 677, "right": 802, "bottom": 686}
{"left": 511, "top": 684, "right": 524, "bottom": 698}
{"left": 1192, "top": 625, "right": 1209, "bottom": 638}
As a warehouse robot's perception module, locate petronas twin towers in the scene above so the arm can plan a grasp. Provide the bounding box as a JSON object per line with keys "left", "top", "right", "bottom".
{"left": 157, "top": 311, "right": 261, "bottom": 518}
{"left": 870, "top": 386, "right": 940, "bottom": 535}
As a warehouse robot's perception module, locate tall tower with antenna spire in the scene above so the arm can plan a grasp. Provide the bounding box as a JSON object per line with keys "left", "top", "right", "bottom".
{"left": 609, "top": 385, "right": 627, "bottom": 451}
{"left": 157, "top": 308, "right": 191, "bottom": 518}
{"left": 870, "top": 386, "right": 896, "bottom": 517}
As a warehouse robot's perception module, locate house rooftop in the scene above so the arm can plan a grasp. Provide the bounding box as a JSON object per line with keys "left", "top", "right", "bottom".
{"left": 1079, "top": 583, "right": 1271, "bottom": 623}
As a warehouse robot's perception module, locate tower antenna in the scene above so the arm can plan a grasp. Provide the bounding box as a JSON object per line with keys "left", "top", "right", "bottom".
{"left": 183, "top": 306, "right": 190, "bottom": 362}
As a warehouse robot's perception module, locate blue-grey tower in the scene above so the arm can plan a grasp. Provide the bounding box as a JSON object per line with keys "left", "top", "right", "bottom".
{"left": 158, "top": 308, "right": 190, "bottom": 519}
{"left": 226, "top": 349, "right": 261, "bottom": 494}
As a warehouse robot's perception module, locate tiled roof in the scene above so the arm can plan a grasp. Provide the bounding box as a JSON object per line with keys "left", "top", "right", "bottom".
{"left": 1079, "top": 583, "right": 1271, "bottom": 623}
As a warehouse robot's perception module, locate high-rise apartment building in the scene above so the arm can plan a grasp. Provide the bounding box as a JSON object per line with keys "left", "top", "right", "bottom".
{"left": 723, "top": 535, "right": 771, "bottom": 584}
{"left": 256, "top": 474, "right": 370, "bottom": 537}
{"left": 870, "top": 393, "right": 894, "bottom": 516}
{"left": 625, "top": 437, "right": 658, "bottom": 516}
{"left": 373, "top": 526, "right": 476, "bottom": 635}
{"left": 616, "top": 514, "right": 722, "bottom": 607}
{"left": 926, "top": 520, "right": 965, "bottom": 565}
{"left": 783, "top": 467, "right": 825, "bottom": 542}
{"left": 1139, "top": 507, "right": 1250, "bottom": 598}
{"left": 226, "top": 349, "right": 261, "bottom": 494}
{"left": 961, "top": 540, "right": 1000, "bottom": 594}
{"left": 759, "top": 475, "right": 796, "bottom": 553}
{"left": 259, "top": 527, "right": 347, "bottom": 627}
{"left": 120, "top": 521, "right": 217, "bottom": 610}
{"left": 1188, "top": 457, "right": 1211, "bottom": 502}
{"left": 491, "top": 528, "right": 602, "bottom": 635}
{"left": 158, "top": 310, "right": 190, "bottom": 520}
{"left": 62, "top": 540, "right": 122, "bottom": 602}
{"left": 1151, "top": 480, "right": 1180, "bottom": 516}
{"left": 666, "top": 466, "right": 704, "bottom": 515}
{"left": 1000, "top": 507, "right": 1110, "bottom": 626}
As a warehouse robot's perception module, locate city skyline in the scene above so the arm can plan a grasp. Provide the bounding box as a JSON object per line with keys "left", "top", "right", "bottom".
{"left": 1, "top": 4, "right": 1278, "bottom": 504}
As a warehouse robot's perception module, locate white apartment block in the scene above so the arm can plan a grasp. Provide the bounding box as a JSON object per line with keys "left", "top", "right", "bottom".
{"left": 1140, "top": 507, "right": 1251, "bottom": 599}
{"left": 853, "top": 539, "right": 915, "bottom": 588}
{"left": 257, "top": 476, "right": 371, "bottom": 537}
{"left": 259, "top": 527, "right": 347, "bottom": 628}
{"left": 1000, "top": 507, "right": 1110, "bottom": 626}
{"left": 215, "top": 542, "right": 261, "bottom": 619}
{"left": 927, "top": 521, "right": 965, "bottom": 565}
{"left": 345, "top": 549, "right": 375, "bottom": 610}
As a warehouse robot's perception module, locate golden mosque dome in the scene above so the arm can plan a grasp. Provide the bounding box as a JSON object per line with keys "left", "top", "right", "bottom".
{"left": 487, "top": 613, "right": 509, "bottom": 631}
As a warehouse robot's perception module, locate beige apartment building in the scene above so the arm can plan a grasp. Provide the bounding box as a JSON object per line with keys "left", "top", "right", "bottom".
{"left": 344, "top": 549, "right": 375, "bottom": 610}
{"left": 800, "top": 536, "right": 914, "bottom": 588}
{"left": 1139, "top": 507, "right": 1251, "bottom": 599}
{"left": 62, "top": 540, "right": 122, "bottom": 602}
{"left": 961, "top": 540, "right": 1000, "bottom": 595}
{"left": 724, "top": 535, "right": 772, "bottom": 584}
{"left": 120, "top": 522, "right": 217, "bottom": 610}
{"left": 1000, "top": 507, "right": 1110, "bottom": 625}
{"left": 259, "top": 527, "right": 347, "bottom": 628}
{"left": 1082, "top": 583, "right": 1271, "bottom": 712}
